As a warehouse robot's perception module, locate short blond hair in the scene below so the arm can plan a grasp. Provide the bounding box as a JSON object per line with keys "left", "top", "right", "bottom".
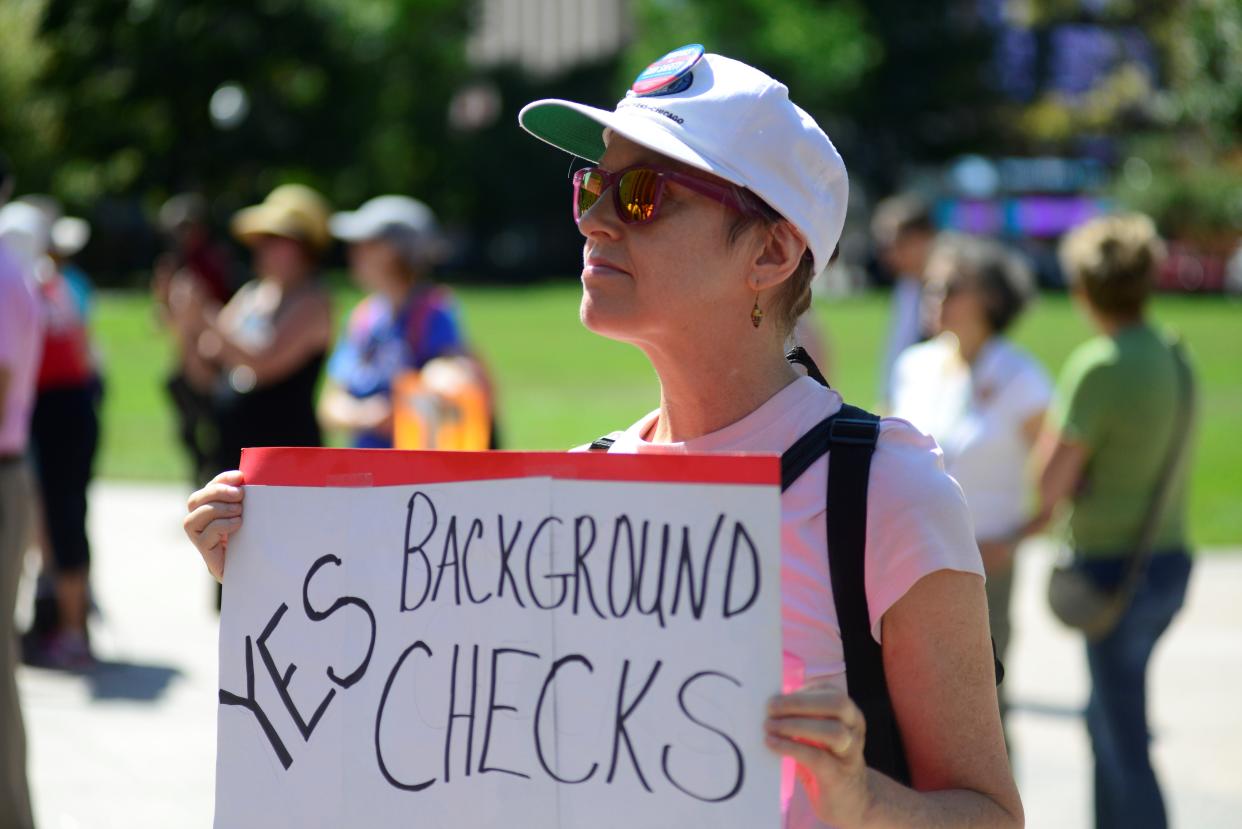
{"left": 1060, "top": 213, "right": 1165, "bottom": 317}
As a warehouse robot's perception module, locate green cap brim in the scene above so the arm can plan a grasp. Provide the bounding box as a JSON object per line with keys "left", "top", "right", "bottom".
{"left": 518, "top": 100, "right": 612, "bottom": 162}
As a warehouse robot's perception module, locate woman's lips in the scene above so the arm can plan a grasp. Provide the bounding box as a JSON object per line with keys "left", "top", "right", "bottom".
{"left": 583, "top": 257, "right": 630, "bottom": 277}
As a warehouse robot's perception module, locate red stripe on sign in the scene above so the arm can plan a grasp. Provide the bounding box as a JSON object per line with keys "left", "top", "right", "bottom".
{"left": 239, "top": 447, "right": 780, "bottom": 488}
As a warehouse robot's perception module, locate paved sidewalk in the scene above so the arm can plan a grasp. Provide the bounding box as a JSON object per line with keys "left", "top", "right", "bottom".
{"left": 15, "top": 481, "right": 1242, "bottom": 828}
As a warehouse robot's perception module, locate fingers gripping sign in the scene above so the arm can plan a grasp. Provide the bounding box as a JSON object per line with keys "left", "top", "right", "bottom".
{"left": 765, "top": 680, "right": 874, "bottom": 827}
{"left": 184, "top": 469, "right": 247, "bottom": 582}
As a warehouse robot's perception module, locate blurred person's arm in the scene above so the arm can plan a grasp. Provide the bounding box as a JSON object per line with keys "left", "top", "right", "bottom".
{"left": 1020, "top": 344, "right": 1106, "bottom": 538}
{"left": 977, "top": 407, "right": 1050, "bottom": 567}
{"left": 1021, "top": 409, "right": 1044, "bottom": 447}
{"left": 196, "top": 292, "right": 331, "bottom": 387}
{"left": 767, "top": 570, "right": 1023, "bottom": 828}
{"left": 1020, "top": 425, "right": 1089, "bottom": 537}
{"left": 151, "top": 253, "right": 178, "bottom": 322}
{"left": 317, "top": 382, "right": 392, "bottom": 436}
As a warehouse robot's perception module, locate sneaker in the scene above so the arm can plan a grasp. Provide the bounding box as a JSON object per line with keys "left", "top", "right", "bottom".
{"left": 41, "top": 630, "right": 96, "bottom": 672}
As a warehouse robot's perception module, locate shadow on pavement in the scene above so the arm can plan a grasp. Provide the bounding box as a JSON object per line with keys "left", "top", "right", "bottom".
{"left": 1010, "top": 697, "right": 1083, "bottom": 719}
{"left": 85, "top": 660, "right": 182, "bottom": 702}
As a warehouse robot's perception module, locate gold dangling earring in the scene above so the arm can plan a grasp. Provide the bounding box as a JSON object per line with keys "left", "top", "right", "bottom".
{"left": 750, "top": 294, "right": 764, "bottom": 328}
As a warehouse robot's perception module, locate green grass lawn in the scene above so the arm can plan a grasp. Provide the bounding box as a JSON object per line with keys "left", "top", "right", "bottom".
{"left": 92, "top": 284, "right": 1241, "bottom": 545}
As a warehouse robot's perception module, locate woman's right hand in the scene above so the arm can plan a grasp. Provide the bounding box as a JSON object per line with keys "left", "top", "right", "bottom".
{"left": 184, "top": 470, "right": 246, "bottom": 582}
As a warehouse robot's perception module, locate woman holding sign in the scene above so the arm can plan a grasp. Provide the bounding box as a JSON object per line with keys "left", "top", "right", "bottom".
{"left": 186, "top": 47, "right": 1021, "bottom": 828}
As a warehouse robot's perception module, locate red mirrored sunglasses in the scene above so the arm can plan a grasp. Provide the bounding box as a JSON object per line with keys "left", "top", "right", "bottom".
{"left": 571, "top": 163, "right": 758, "bottom": 225}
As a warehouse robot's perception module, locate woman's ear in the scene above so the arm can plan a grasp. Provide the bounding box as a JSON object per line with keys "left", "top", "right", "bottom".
{"left": 748, "top": 221, "right": 807, "bottom": 293}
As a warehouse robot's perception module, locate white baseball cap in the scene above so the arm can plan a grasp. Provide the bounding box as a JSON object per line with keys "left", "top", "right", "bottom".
{"left": 518, "top": 45, "right": 848, "bottom": 273}
{"left": 330, "top": 195, "right": 446, "bottom": 267}
{"left": 0, "top": 201, "right": 51, "bottom": 268}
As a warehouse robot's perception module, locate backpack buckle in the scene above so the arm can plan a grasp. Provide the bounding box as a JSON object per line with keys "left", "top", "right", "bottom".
{"left": 829, "top": 417, "right": 878, "bottom": 446}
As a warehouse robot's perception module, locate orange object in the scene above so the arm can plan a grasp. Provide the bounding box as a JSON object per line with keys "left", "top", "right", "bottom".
{"left": 392, "top": 358, "right": 491, "bottom": 451}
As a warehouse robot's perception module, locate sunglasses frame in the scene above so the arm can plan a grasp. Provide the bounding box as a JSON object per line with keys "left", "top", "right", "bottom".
{"left": 571, "top": 163, "right": 758, "bottom": 225}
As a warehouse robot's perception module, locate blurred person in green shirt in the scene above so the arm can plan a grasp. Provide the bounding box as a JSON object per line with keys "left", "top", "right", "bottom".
{"left": 1027, "top": 212, "right": 1195, "bottom": 829}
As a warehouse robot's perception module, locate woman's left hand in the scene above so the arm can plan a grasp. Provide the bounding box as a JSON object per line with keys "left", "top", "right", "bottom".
{"left": 766, "top": 680, "right": 874, "bottom": 828}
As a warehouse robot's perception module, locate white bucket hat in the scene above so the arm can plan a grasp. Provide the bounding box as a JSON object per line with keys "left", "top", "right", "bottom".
{"left": 518, "top": 45, "right": 848, "bottom": 273}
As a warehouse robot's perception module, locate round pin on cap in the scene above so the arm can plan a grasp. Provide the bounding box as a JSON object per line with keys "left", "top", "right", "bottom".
{"left": 630, "top": 43, "right": 705, "bottom": 97}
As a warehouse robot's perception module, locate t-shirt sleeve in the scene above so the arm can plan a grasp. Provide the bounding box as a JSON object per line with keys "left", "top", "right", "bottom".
{"left": 864, "top": 418, "right": 985, "bottom": 643}
{"left": 0, "top": 284, "right": 20, "bottom": 365}
{"left": 0, "top": 275, "right": 37, "bottom": 367}
{"left": 1052, "top": 345, "right": 1113, "bottom": 448}
{"left": 888, "top": 345, "right": 920, "bottom": 416}
{"left": 1003, "top": 358, "right": 1054, "bottom": 423}
{"left": 411, "top": 293, "right": 467, "bottom": 366}
{"left": 325, "top": 305, "right": 366, "bottom": 385}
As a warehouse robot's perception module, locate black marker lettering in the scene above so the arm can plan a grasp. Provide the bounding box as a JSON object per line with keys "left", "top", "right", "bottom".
{"left": 723, "top": 522, "right": 761, "bottom": 618}
{"left": 670, "top": 514, "right": 724, "bottom": 620}
{"left": 257, "top": 603, "right": 334, "bottom": 741}
{"left": 478, "top": 648, "right": 538, "bottom": 779}
{"left": 633, "top": 522, "right": 669, "bottom": 628}
{"left": 302, "top": 554, "right": 375, "bottom": 688}
{"left": 534, "top": 655, "right": 598, "bottom": 784}
{"left": 460, "top": 518, "right": 492, "bottom": 604}
{"left": 607, "top": 516, "right": 637, "bottom": 617}
{"left": 432, "top": 516, "right": 463, "bottom": 606}
{"left": 495, "top": 515, "right": 525, "bottom": 607}
{"left": 374, "top": 640, "right": 435, "bottom": 791}
{"left": 607, "top": 659, "right": 661, "bottom": 791}
{"left": 525, "top": 516, "right": 566, "bottom": 610}
{"left": 661, "top": 671, "right": 745, "bottom": 802}
{"left": 219, "top": 634, "right": 292, "bottom": 769}
{"left": 401, "top": 492, "right": 436, "bottom": 612}
{"left": 572, "top": 515, "right": 606, "bottom": 619}
{"left": 444, "top": 644, "right": 479, "bottom": 782}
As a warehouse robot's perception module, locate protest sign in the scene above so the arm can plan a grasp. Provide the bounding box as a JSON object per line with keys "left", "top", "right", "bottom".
{"left": 216, "top": 447, "right": 782, "bottom": 828}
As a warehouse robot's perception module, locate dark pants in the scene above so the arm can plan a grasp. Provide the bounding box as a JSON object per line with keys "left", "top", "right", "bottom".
{"left": 31, "top": 384, "right": 100, "bottom": 572}
{"left": 166, "top": 371, "right": 216, "bottom": 486}
{"left": 1078, "top": 549, "right": 1192, "bottom": 829}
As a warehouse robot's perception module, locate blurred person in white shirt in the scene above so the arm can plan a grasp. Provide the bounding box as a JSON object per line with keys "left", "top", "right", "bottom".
{"left": 891, "top": 233, "right": 1051, "bottom": 734}
{"left": 872, "top": 194, "right": 935, "bottom": 411}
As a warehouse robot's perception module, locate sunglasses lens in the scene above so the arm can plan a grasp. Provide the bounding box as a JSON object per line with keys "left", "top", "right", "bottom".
{"left": 575, "top": 170, "right": 606, "bottom": 221}
{"left": 618, "top": 168, "right": 660, "bottom": 223}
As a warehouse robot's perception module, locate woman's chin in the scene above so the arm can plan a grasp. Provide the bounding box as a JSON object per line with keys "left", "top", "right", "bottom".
{"left": 579, "top": 293, "right": 639, "bottom": 341}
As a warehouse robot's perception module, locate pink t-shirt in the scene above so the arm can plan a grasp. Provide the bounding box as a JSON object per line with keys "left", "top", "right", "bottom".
{"left": 592, "top": 376, "right": 984, "bottom": 828}
{"left": 0, "top": 243, "right": 44, "bottom": 454}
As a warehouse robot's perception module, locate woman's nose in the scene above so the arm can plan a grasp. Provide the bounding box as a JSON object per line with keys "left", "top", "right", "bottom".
{"left": 576, "top": 189, "right": 622, "bottom": 241}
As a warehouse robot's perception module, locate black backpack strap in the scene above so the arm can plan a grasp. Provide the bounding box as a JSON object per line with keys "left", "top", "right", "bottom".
{"left": 588, "top": 436, "right": 615, "bottom": 452}
{"left": 779, "top": 404, "right": 910, "bottom": 783}
{"left": 823, "top": 405, "right": 911, "bottom": 784}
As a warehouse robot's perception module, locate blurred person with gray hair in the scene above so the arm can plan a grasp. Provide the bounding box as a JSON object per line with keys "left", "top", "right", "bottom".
{"left": 871, "top": 193, "right": 936, "bottom": 410}
{"left": 0, "top": 151, "right": 42, "bottom": 829}
{"left": 319, "top": 195, "right": 491, "bottom": 448}
{"left": 1026, "top": 213, "right": 1195, "bottom": 829}
{"left": 890, "top": 233, "right": 1051, "bottom": 737}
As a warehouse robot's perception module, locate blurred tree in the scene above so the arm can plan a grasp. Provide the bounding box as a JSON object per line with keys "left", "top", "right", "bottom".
{"left": 0, "top": 0, "right": 470, "bottom": 280}
{"left": 1114, "top": 0, "right": 1242, "bottom": 241}
{"left": 625, "top": 0, "right": 1002, "bottom": 191}
{"left": 0, "top": 0, "right": 58, "bottom": 191}
{"left": 1006, "top": 0, "right": 1242, "bottom": 239}
{"left": 29, "top": 0, "right": 467, "bottom": 207}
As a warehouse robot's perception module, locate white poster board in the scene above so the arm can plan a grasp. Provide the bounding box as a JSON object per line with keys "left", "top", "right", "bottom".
{"left": 216, "top": 447, "right": 782, "bottom": 828}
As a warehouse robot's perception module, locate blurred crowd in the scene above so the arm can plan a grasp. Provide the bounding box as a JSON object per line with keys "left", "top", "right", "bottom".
{"left": 1, "top": 143, "right": 1200, "bottom": 828}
